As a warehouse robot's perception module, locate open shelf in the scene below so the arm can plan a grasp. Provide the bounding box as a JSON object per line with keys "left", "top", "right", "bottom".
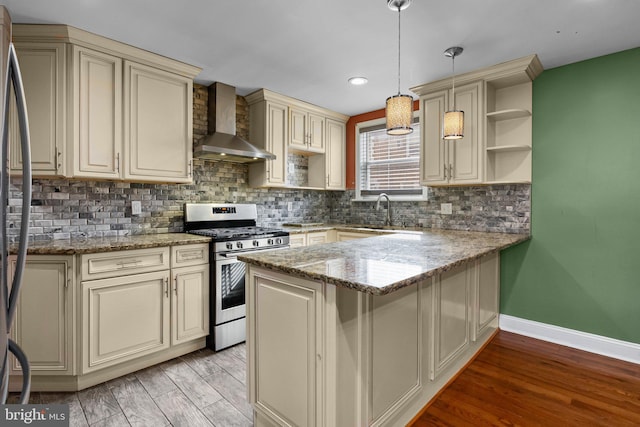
{"left": 486, "top": 109, "right": 531, "bottom": 121}
{"left": 486, "top": 144, "right": 531, "bottom": 152}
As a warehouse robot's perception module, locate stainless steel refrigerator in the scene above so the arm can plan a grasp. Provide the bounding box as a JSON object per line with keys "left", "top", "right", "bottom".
{"left": 0, "top": 7, "right": 32, "bottom": 404}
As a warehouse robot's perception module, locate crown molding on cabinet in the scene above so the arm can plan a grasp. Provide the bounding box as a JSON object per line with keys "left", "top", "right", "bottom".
{"left": 245, "top": 88, "right": 349, "bottom": 123}
{"left": 12, "top": 24, "right": 201, "bottom": 79}
{"left": 411, "top": 54, "right": 543, "bottom": 96}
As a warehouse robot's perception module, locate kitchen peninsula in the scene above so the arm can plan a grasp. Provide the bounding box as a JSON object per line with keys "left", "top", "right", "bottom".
{"left": 239, "top": 229, "right": 528, "bottom": 427}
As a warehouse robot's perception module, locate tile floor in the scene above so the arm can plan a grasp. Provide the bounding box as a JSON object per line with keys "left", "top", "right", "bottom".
{"left": 12, "top": 343, "right": 253, "bottom": 427}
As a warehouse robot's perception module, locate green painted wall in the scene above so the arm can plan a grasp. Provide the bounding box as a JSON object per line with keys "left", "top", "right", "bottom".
{"left": 500, "top": 47, "right": 640, "bottom": 344}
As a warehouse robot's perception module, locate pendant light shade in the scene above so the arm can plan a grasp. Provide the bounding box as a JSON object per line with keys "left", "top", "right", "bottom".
{"left": 443, "top": 110, "right": 464, "bottom": 140}
{"left": 443, "top": 46, "right": 464, "bottom": 140}
{"left": 385, "top": 0, "right": 413, "bottom": 135}
{"left": 386, "top": 94, "right": 413, "bottom": 135}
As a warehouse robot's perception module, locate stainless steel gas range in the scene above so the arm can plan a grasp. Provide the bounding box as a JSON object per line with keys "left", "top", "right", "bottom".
{"left": 184, "top": 203, "right": 290, "bottom": 351}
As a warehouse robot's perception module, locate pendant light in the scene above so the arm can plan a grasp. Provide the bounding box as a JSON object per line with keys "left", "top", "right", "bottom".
{"left": 385, "top": 0, "right": 413, "bottom": 136}
{"left": 443, "top": 46, "right": 464, "bottom": 140}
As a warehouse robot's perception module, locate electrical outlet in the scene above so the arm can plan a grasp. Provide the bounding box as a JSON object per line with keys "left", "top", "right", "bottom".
{"left": 288, "top": 163, "right": 295, "bottom": 175}
{"left": 131, "top": 201, "right": 142, "bottom": 215}
{"left": 287, "top": 202, "right": 293, "bottom": 211}
{"left": 441, "top": 203, "right": 452, "bottom": 215}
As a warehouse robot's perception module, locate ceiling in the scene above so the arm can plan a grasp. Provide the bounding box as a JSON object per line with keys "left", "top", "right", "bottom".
{"left": 4, "top": 0, "right": 640, "bottom": 116}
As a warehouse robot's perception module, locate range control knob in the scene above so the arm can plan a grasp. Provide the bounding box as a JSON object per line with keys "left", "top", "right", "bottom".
{"left": 225, "top": 243, "right": 233, "bottom": 250}
{"left": 267, "top": 238, "right": 274, "bottom": 245}
{"left": 275, "top": 238, "right": 283, "bottom": 245}
{"left": 253, "top": 240, "right": 260, "bottom": 247}
{"left": 236, "top": 242, "right": 243, "bottom": 249}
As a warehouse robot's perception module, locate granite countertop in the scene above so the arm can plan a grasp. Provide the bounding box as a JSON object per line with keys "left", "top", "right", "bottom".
{"left": 12, "top": 233, "right": 211, "bottom": 255}
{"left": 238, "top": 229, "right": 529, "bottom": 296}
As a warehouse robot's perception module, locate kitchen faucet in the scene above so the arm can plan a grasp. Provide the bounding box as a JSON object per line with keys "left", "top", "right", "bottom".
{"left": 375, "top": 193, "right": 392, "bottom": 226}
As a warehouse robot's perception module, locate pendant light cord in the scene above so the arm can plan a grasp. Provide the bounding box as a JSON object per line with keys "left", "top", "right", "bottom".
{"left": 451, "top": 53, "right": 456, "bottom": 109}
{"left": 397, "top": 6, "right": 401, "bottom": 95}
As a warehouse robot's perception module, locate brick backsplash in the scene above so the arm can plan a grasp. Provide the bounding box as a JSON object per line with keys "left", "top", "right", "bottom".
{"left": 7, "top": 83, "right": 530, "bottom": 241}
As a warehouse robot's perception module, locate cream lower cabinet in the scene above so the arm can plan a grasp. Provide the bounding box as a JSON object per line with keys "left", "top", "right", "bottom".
{"left": 9, "top": 255, "right": 75, "bottom": 376}
{"left": 289, "top": 231, "right": 332, "bottom": 248}
{"left": 289, "top": 233, "right": 307, "bottom": 248}
{"left": 82, "top": 270, "right": 171, "bottom": 373}
{"left": 171, "top": 264, "right": 209, "bottom": 345}
{"left": 247, "top": 268, "right": 333, "bottom": 427}
{"left": 247, "top": 252, "right": 501, "bottom": 427}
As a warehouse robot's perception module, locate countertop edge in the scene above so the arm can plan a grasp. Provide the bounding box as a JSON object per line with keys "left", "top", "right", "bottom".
{"left": 14, "top": 233, "right": 212, "bottom": 255}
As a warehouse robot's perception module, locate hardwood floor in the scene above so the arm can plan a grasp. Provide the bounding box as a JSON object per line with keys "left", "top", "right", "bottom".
{"left": 10, "top": 343, "right": 252, "bottom": 427}
{"left": 411, "top": 331, "right": 640, "bottom": 427}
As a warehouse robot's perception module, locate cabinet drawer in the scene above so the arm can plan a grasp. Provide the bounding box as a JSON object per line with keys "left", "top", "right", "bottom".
{"left": 171, "top": 243, "right": 209, "bottom": 268}
{"left": 81, "top": 247, "right": 170, "bottom": 281}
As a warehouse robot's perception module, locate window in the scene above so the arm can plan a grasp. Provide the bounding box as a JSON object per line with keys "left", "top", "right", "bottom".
{"left": 356, "top": 116, "right": 425, "bottom": 199}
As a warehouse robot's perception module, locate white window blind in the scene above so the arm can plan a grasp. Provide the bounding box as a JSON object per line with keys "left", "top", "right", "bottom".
{"left": 358, "top": 120, "right": 422, "bottom": 196}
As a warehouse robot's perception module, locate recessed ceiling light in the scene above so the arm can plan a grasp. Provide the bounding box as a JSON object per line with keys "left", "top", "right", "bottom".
{"left": 348, "top": 76, "right": 368, "bottom": 86}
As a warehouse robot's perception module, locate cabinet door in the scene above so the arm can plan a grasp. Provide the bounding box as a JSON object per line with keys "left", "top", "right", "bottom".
{"left": 420, "top": 91, "right": 448, "bottom": 185}
{"left": 72, "top": 46, "right": 122, "bottom": 179}
{"left": 474, "top": 252, "right": 499, "bottom": 341}
{"left": 9, "top": 256, "right": 74, "bottom": 375}
{"left": 172, "top": 264, "right": 209, "bottom": 345}
{"left": 450, "top": 82, "right": 482, "bottom": 184}
{"left": 430, "top": 263, "right": 472, "bottom": 380}
{"left": 325, "top": 119, "right": 345, "bottom": 190}
{"left": 289, "top": 107, "right": 307, "bottom": 150}
{"left": 250, "top": 273, "right": 322, "bottom": 427}
{"left": 123, "top": 61, "right": 192, "bottom": 183}
{"left": 82, "top": 271, "right": 170, "bottom": 373}
{"left": 266, "top": 101, "right": 288, "bottom": 185}
{"left": 308, "top": 113, "right": 325, "bottom": 153}
{"left": 10, "top": 43, "right": 66, "bottom": 176}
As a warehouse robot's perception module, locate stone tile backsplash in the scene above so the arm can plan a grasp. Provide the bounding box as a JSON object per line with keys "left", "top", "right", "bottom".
{"left": 328, "top": 186, "right": 530, "bottom": 234}
{"left": 7, "top": 83, "right": 530, "bottom": 241}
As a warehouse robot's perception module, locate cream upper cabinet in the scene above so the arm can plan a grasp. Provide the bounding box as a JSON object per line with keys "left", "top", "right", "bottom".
{"left": 72, "top": 46, "right": 122, "bottom": 179}
{"left": 10, "top": 43, "right": 66, "bottom": 176}
{"left": 321, "top": 118, "right": 346, "bottom": 190}
{"left": 412, "top": 54, "right": 542, "bottom": 186}
{"left": 248, "top": 97, "right": 288, "bottom": 187}
{"left": 247, "top": 88, "right": 347, "bottom": 189}
{"left": 289, "top": 107, "right": 325, "bottom": 154}
{"left": 123, "top": 61, "right": 193, "bottom": 183}
{"left": 419, "top": 82, "right": 483, "bottom": 186}
{"left": 308, "top": 118, "right": 346, "bottom": 190}
{"left": 9, "top": 255, "right": 75, "bottom": 376}
{"left": 12, "top": 24, "right": 200, "bottom": 183}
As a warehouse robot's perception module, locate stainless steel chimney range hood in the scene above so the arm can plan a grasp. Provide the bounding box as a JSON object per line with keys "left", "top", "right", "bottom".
{"left": 194, "top": 82, "right": 275, "bottom": 163}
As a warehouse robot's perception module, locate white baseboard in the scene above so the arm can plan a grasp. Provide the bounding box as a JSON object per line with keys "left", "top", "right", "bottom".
{"left": 499, "top": 314, "right": 640, "bottom": 365}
